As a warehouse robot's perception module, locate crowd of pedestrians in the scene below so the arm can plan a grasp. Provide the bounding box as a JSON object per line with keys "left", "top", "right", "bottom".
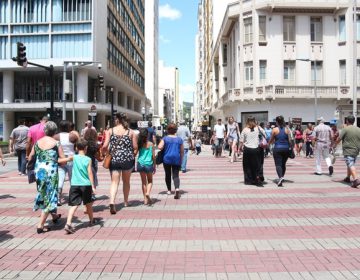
{"left": 2, "top": 111, "right": 360, "bottom": 234}
{"left": 211, "top": 115, "right": 360, "bottom": 188}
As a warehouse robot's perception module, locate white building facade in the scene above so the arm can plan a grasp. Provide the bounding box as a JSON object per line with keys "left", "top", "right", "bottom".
{"left": 0, "top": 0, "right": 146, "bottom": 140}
{"left": 198, "top": 0, "right": 360, "bottom": 129}
{"left": 145, "top": 0, "right": 159, "bottom": 126}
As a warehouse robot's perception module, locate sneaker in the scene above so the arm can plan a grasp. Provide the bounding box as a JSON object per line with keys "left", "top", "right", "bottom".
{"left": 351, "top": 179, "right": 360, "bottom": 188}
{"left": 167, "top": 190, "right": 171, "bottom": 195}
{"left": 174, "top": 190, "right": 180, "bottom": 199}
{"left": 64, "top": 224, "right": 76, "bottom": 234}
{"left": 90, "top": 218, "right": 101, "bottom": 226}
{"left": 344, "top": 177, "right": 351, "bottom": 183}
{"left": 329, "top": 166, "right": 334, "bottom": 176}
{"left": 277, "top": 177, "right": 284, "bottom": 187}
{"left": 18, "top": 172, "right": 22, "bottom": 175}
{"left": 314, "top": 172, "right": 322, "bottom": 176}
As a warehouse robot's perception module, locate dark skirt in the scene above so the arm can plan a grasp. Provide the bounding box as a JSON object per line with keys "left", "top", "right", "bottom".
{"left": 243, "top": 146, "right": 261, "bottom": 185}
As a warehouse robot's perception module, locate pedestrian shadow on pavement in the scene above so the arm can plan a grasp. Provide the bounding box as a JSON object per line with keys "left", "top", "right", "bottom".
{"left": 158, "top": 190, "right": 189, "bottom": 195}
{"left": 0, "top": 231, "right": 14, "bottom": 243}
{"left": 0, "top": 194, "right": 15, "bottom": 199}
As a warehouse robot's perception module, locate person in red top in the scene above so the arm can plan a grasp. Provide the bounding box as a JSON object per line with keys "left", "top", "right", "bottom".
{"left": 294, "top": 125, "right": 304, "bottom": 156}
{"left": 26, "top": 116, "right": 48, "bottom": 159}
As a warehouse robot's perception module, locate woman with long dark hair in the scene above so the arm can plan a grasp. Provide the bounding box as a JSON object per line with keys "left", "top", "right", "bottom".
{"left": 158, "top": 123, "right": 184, "bottom": 199}
{"left": 268, "top": 116, "right": 291, "bottom": 187}
{"left": 137, "top": 128, "right": 156, "bottom": 205}
{"left": 294, "top": 124, "right": 304, "bottom": 156}
{"left": 102, "top": 113, "right": 138, "bottom": 214}
{"left": 239, "top": 117, "right": 264, "bottom": 186}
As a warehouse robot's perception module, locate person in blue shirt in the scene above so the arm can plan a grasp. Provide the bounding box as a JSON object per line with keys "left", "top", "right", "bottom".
{"left": 158, "top": 123, "right": 184, "bottom": 199}
{"left": 64, "top": 138, "right": 99, "bottom": 234}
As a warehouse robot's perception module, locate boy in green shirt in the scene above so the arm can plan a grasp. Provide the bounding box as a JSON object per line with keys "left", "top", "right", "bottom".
{"left": 65, "top": 138, "right": 99, "bottom": 234}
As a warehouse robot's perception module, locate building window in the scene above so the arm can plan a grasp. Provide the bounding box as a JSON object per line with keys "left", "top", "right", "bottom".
{"left": 259, "top": 16, "right": 266, "bottom": 42}
{"left": 339, "top": 60, "right": 346, "bottom": 85}
{"left": 311, "top": 17, "right": 322, "bottom": 42}
{"left": 283, "top": 16, "right": 295, "bottom": 42}
{"left": 244, "top": 61, "right": 253, "bottom": 86}
{"left": 339, "top": 15, "right": 346, "bottom": 42}
{"left": 222, "top": 43, "right": 228, "bottom": 66}
{"left": 311, "top": 61, "right": 323, "bottom": 86}
{"left": 284, "top": 61, "right": 295, "bottom": 85}
{"left": 244, "top": 17, "right": 253, "bottom": 44}
{"left": 259, "top": 60, "right": 267, "bottom": 84}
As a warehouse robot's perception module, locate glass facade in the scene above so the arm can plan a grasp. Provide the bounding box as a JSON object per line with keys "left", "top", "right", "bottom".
{"left": 0, "top": 0, "right": 93, "bottom": 60}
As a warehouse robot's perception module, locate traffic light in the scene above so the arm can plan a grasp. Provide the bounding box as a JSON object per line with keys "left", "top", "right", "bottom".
{"left": 98, "top": 75, "right": 104, "bottom": 90}
{"left": 16, "top": 42, "right": 27, "bottom": 67}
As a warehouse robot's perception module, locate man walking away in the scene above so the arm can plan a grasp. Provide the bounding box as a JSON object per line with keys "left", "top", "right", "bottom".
{"left": 176, "top": 120, "right": 191, "bottom": 173}
{"left": 9, "top": 119, "right": 29, "bottom": 175}
{"left": 213, "top": 119, "right": 226, "bottom": 157}
{"left": 313, "top": 117, "right": 334, "bottom": 176}
{"left": 336, "top": 115, "right": 360, "bottom": 188}
{"left": 147, "top": 121, "right": 156, "bottom": 145}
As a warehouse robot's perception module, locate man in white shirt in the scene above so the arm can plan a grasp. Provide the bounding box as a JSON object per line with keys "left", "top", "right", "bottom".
{"left": 213, "top": 119, "right": 226, "bottom": 157}
{"left": 313, "top": 117, "right": 334, "bottom": 176}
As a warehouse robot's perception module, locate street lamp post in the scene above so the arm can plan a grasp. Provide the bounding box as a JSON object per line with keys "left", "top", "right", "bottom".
{"left": 296, "top": 58, "right": 317, "bottom": 122}
{"left": 141, "top": 106, "right": 146, "bottom": 121}
{"left": 63, "top": 61, "right": 102, "bottom": 122}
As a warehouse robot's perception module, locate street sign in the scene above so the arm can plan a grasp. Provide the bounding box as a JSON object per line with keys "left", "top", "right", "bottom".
{"left": 137, "top": 121, "right": 148, "bottom": 128}
{"left": 290, "top": 117, "right": 302, "bottom": 126}
{"left": 90, "top": 104, "right": 97, "bottom": 111}
{"left": 89, "top": 104, "right": 97, "bottom": 117}
{"left": 88, "top": 112, "right": 97, "bottom": 117}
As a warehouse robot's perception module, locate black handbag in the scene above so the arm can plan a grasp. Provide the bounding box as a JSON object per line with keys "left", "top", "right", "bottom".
{"left": 155, "top": 150, "right": 164, "bottom": 165}
{"left": 26, "top": 156, "right": 36, "bottom": 184}
{"left": 288, "top": 147, "right": 295, "bottom": 159}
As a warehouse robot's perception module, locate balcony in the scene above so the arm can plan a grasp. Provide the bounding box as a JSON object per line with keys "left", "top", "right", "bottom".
{"left": 226, "top": 85, "right": 351, "bottom": 103}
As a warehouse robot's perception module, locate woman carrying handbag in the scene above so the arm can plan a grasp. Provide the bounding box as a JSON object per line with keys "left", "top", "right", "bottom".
{"left": 102, "top": 113, "right": 138, "bottom": 214}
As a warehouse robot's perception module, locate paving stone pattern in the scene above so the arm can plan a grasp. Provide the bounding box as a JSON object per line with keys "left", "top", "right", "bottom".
{"left": 0, "top": 149, "right": 360, "bottom": 279}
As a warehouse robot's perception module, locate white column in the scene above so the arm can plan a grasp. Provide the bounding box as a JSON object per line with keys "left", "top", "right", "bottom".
{"left": 77, "top": 110, "right": 89, "bottom": 132}
{"left": 3, "top": 71, "right": 14, "bottom": 103}
{"left": 97, "top": 113, "right": 106, "bottom": 130}
{"left": 130, "top": 96, "right": 135, "bottom": 111}
{"left": 113, "top": 87, "right": 118, "bottom": 106}
{"left": 123, "top": 94, "right": 128, "bottom": 108}
{"left": 77, "top": 69, "right": 89, "bottom": 103}
{"left": 3, "top": 112, "right": 14, "bottom": 141}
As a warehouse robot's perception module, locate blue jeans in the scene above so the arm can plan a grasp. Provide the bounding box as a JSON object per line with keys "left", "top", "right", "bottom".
{"left": 17, "top": 149, "right": 26, "bottom": 174}
{"left": 58, "top": 163, "right": 73, "bottom": 191}
{"left": 181, "top": 148, "right": 189, "bottom": 171}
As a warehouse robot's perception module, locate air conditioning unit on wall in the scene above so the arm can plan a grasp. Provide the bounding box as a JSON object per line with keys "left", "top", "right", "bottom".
{"left": 14, "top": 99, "right": 25, "bottom": 103}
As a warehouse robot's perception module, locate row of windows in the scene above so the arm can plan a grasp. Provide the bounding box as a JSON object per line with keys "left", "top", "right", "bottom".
{"left": 0, "top": 0, "right": 92, "bottom": 24}
{"left": 110, "top": 0, "right": 144, "bottom": 36}
{"left": 108, "top": 40, "right": 144, "bottom": 90}
{"left": 125, "top": 0, "right": 144, "bottom": 33}
{"left": 243, "top": 14, "right": 358, "bottom": 44}
{"left": 242, "top": 60, "right": 355, "bottom": 86}
{"left": 108, "top": 9, "right": 144, "bottom": 71}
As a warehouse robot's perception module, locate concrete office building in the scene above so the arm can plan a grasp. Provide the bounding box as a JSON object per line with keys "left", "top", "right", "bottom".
{"left": 0, "top": 0, "right": 146, "bottom": 140}
{"left": 197, "top": 0, "right": 360, "bottom": 128}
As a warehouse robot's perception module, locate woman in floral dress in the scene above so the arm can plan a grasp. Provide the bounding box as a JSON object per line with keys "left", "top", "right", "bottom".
{"left": 29, "top": 121, "right": 72, "bottom": 233}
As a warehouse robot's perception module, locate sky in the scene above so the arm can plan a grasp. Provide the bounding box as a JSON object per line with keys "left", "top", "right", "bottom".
{"left": 158, "top": 0, "right": 199, "bottom": 104}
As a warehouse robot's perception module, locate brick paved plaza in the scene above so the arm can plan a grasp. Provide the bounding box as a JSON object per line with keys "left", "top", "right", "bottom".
{"left": 1, "top": 149, "right": 360, "bottom": 279}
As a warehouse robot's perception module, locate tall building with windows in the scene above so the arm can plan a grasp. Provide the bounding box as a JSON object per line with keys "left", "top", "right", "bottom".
{"left": 0, "top": 0, "right": 146, "bottom": 140}
{"left": 198, "top": 0, "right": 360, "bottom": 128}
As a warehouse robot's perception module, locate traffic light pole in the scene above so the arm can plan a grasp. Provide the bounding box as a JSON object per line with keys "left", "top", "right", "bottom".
{"left": 12, "top": 58, "right": 55, "bottom": 118}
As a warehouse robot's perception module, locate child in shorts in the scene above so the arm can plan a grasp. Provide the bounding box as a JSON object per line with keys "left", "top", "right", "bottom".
{"left": 137, "top": 128, "right": 156, "bottom": 205}
{"left": 64, "top": 138, "right": 99, "bottom": 234}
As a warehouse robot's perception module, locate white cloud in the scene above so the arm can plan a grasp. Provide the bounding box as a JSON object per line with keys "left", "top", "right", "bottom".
{"left": 180, "top": 84, "right": 195, "bottom": 103}
{"left": 159, "top": 4, "right": 182, "bottom": 20}
{"left": 159, "top": 35, "right": 171, "bottom": 44}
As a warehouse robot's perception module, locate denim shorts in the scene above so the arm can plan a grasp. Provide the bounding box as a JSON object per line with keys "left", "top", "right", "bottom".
{"left": 345, "top": 156, "right": 357, "bottom": 168}
{"left": 137, "top": 162, "right": 154, "bottom": 173}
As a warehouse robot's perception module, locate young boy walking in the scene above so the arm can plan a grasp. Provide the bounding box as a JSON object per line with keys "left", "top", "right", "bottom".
{"left": 65, "top": 138, "right": 98, "bottom": 234}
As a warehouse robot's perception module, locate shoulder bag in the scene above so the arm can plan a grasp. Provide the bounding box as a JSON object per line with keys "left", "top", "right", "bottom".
{"left": 102, "top": 129, "right": 113, "bottom": 169}
{"left": 258, "top": 127, "right": 268, "bottom": 149}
